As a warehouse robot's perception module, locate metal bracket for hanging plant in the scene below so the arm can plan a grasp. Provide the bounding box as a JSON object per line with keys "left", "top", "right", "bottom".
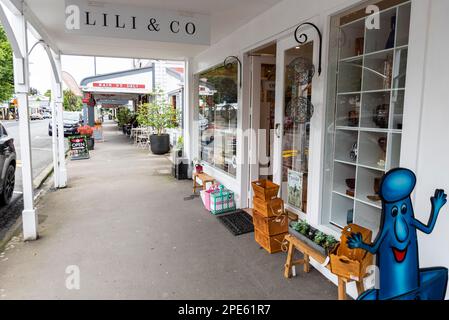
{"left": 224, "top": 56, "right": 242, "bottom": 88}
{"left": 294, "top": 22, "right": 323, "bottom": 76}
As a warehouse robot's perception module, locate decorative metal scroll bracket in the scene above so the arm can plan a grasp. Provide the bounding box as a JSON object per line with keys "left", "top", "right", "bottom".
{"left": 294, "top": 22, "right": 323, "bottom": 76}
{"left": 224, "top": 56, "right": 242, "bottom": 89}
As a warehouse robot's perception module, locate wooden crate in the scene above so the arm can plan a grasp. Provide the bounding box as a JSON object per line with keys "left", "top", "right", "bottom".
{"left": 252, "top": 180, "right": 280, "bottom": 201}
{"left": 330, "top": 243, "right": 373, "bottom": 281}
{"left": 252, "top": 211, "right": 288, "bottom": 236}
{"left": 254, "top": 229, "right": 287, "bottom": 254}
{"left": 253, "top": 197, "right": 284, "bottom": 218}
{"left": 339, "top": 224, "right": 373, "bottom": 261}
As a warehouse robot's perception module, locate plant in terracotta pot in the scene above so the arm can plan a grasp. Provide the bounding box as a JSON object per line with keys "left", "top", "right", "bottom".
{"left": 138, "top": 92, "right": 179, "bottom": 155}
{"left": 77, "top": 125, "right": 95, "bottom": 150}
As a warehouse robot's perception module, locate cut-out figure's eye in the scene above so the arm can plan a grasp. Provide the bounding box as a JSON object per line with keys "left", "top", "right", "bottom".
{"left": 392, "top": 206, "right": 399, "bottom": 217}
{"left": 401, "top": 204, "right": 407, "bottom": 215}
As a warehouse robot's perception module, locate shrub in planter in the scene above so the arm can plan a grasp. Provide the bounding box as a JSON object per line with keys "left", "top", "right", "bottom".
{"left": 77, "top": 125, "right": 95, "bottom": 150}
{"left": 137, "top": 92, "right": 180, "bottom": 155}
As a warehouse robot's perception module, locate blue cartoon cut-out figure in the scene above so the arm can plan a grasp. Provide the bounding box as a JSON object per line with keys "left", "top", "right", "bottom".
{"left": 347, "top": 168, "right": 448, "bottom": 300}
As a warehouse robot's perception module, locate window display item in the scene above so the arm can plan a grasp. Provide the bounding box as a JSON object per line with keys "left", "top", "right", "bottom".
{"left": 373, "top": 104, "right": 389, "bottom": 128}
{"left": 367, "top": 178, "right": 382, "bottom": 202}
{"left": 349, "top": 142, "right": 358, "bottom": 161}
{"left": 346, "top": 178, "right": 356, "bottom": 197}
{"left": 355, "top": 37, "right": 364, "bottom": 56}
{"left": 348, "top": 110, "right": 359, "bottom": 127}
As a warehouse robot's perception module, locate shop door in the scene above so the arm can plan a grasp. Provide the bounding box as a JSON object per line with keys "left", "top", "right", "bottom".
{"left": 248, "top": 56, "right": 276, "bottom": 201}
{"left": 273, "top": 31, "right": 317, "bottom": 217}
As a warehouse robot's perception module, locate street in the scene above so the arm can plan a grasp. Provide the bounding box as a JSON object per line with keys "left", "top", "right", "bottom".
{"left": 2, "top": 119, "right": 54, "bottom": 192}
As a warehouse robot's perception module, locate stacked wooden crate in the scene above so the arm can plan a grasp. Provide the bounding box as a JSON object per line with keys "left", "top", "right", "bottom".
{"left": 252, "top": 180, "right": 288, "bottom": 254}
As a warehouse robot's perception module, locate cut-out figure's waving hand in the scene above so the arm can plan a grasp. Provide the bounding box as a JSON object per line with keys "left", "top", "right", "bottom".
{"left": 431, "top": 189, "right": 447, "bottom": 213}
{"left": 347, "top": 232, "right": 363, "bottom": 249}
{"left": 413, "top": 189, "right": 447, "bottom": 234}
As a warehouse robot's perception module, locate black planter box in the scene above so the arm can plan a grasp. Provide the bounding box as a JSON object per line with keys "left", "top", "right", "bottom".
{"left": 288, "top": 222, "right": 327, "bottom": 256}
{"left": 172, "top": 159, "right": 189, "bottom": 180}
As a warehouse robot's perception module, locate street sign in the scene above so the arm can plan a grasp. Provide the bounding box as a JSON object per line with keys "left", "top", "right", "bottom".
{"left": 69, "top": 135, "right": 90, "bottom": 160}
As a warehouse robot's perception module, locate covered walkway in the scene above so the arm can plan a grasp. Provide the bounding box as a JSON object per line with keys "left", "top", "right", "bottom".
{"left": 0, "top": 122, "right": 335, "bottom": 299}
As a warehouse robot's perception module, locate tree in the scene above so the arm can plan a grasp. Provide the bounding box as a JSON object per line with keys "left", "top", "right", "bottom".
{"left": 63, "top": 89, "right": 83, "bottom": 111}
{"left": 44, "top": 89, "right": 52, "bottom": 99}
{"left": 0, "top": 24, "right": 14, "bottom": 103}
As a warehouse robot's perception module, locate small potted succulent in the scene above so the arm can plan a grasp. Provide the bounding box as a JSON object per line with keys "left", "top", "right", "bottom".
{"left": 290, "top": 220, "right": 339, "bottom": 256}
{"left": 77, "top": 125, "right": 95, "bottom": 150}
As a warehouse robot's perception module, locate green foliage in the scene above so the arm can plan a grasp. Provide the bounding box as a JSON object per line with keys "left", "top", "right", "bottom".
{"left": 313, "top": 231, "right": 326, "bottom": 245}
{"left": 44, "top": 90, "right": 52, "bottom": 99}
{"left": 63, "top": 89, "right": 83, "bottom": 111}
{"left": 324, "top": 235, "right": 338, "bottom": 250}
{"left": 136, "top": 90, "right": 179, "bottom": 135}
{"left": 116, "top": 108, "right": 133, "bottom": 127}
{"left": 176, "top": 136, "right": 184, "bottom": 150}
{"left": 292, "top": 220, "right": 310, "bottom": 235}
{"left": 0, "top": 25, "right": 14, "bottom": 103}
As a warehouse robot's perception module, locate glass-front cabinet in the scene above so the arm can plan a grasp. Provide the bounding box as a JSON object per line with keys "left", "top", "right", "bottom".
{"left": 322, "top": 0, "right": 411, "bottom": 235}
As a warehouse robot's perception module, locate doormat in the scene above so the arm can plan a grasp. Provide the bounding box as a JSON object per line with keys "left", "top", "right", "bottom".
{"left": 217, "top": 210, "right": 254, "bottom": 236}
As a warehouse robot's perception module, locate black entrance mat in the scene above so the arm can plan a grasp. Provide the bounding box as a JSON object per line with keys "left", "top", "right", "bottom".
{"left": 217, "top": 210, "right": 254, "bottom": 236}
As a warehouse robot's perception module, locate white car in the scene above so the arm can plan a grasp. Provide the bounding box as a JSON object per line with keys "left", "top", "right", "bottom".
{"left": 30, "top": 113, "right": 43, "bottom": 120}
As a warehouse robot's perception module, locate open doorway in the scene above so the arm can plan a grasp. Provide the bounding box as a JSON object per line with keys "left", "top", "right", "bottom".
{"left": 247, "top": 43, "right": 276, "bottom": 202}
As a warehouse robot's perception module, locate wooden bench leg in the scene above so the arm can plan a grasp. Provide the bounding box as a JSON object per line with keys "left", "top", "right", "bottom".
{"left": 303, "top": 253, "right": 310, "bottom": 273}
{"left": 284, "top": 242, "right": 294, "bottom": 279}
{"left": 338, "top": 277, "right": 347, "bottom": 300}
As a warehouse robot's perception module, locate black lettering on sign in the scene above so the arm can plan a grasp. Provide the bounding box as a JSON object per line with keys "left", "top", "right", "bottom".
{"left": 115, "top": 15, "right": 125, "bottom": 28}
{"left": 102, "top": 13, "right": 108, "bottom": 27}
{"left": 170, "top": 21, "right": 180, "bottom": 33}
{"left": 185, "top": 22, "right": 196, "bottom": 35}
{"left": 147, "top": 18, "right": 160, "bottom": 32}
{"left": 132, "top": 16, "right": 137, "bottom": 30}
{"left": 85, "top": 11, "right": 96, "bottom": 26}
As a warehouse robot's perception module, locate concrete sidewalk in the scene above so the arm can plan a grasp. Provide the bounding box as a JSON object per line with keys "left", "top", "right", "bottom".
{"left": 0, "top": 122, "right": 336, "bottom": 300}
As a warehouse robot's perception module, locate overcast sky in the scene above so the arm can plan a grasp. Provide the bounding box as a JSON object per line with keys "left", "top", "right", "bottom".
{"left": 28, "top": 38, "right": 137, "bottom": 94}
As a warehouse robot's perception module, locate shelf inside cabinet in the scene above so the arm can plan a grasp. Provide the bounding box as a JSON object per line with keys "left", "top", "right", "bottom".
{"left": 358, "top": 131, "right": 388, "bottom": 170}
{"left": 365, "top": 8, "right": 397, "bottom": 54}
{"left": 355, "top": 167, "right": 384, "bottom": 209}
{"left": 361, "top": 91, "right": 391, "bottom": 129}
{"left": 363, "top": 50, "right": 394, "bottom": 92}
{"left": 330, "top": 193, "right": 354, "bottom": 228}
{"left": 354, "top": 201, "right": 382, "bottom": 237}
{"left": 334, "top": 129, "right": 359, "bottom": 164}
{"left": 337, "top": 58, "right": 363, "bottom": 94}
{"left": 333, "top": 161, "right": 357, "bottom": 196}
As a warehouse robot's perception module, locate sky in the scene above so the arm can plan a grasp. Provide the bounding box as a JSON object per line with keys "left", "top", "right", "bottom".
{"left": 28, "top": 35, "right": 138, "bottom": 94}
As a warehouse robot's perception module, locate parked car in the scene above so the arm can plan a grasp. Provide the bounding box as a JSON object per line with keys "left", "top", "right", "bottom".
{"left": 48, "top": 111, "right": 83, "bottom": 137}
{"left": 30, "top": 113, "right": 43, "bottom": 120}
{"left": 0, "top": 123, "right": 16, "bottom": 206}
{"left": 42, "top": 112, "right": 52, "bottom": 119}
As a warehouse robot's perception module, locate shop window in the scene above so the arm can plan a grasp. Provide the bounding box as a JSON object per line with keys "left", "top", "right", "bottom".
{"left": 322, "top": 0, "right": 411, "bottom": 235}
{"left": 197, "top": 62, "right": 238, "bottom": 177}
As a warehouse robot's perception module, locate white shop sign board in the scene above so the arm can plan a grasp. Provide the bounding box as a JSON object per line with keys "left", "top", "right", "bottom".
{"left": 65, "top": 0, "right": 211, "bottom": 45}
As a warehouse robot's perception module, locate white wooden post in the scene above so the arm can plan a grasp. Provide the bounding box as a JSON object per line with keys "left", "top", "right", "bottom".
{"left": 54, "top": 54, "right": 67, "bottom": 188}
{"left": 10, "top": 12, "right": 38, "bottom": 240}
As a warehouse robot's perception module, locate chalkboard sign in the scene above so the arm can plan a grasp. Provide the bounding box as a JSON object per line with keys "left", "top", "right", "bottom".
{"left": 69, "top": 135, "right": 90, "bottom": 160}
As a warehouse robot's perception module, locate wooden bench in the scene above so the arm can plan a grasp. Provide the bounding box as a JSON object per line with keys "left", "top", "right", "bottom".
{"left": 192, "top": 172, "right": 216, "bottom": 194}
{"left": 283, "top": 234, "right": 365, "bottom": 300}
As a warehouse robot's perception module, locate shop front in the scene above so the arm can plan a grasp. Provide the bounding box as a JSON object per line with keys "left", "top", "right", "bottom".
{"left": 189, "top": 0, "right": 445, "bottom": 297}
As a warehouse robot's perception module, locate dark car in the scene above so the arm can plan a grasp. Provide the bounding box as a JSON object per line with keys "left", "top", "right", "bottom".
{"left": 0, "top": 123, "right": 16, "bottom": 205}
{"left": 49, "top": 112, "right": 82, "bottom": 137}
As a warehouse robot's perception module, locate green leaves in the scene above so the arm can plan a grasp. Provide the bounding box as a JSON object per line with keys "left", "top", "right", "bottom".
{"left": 0, "top": 25, "right": 14, "bottom": 103}
{"left": 63, "top": 89, "right": 83, "bottom": 111}
{"left": 136, "top": 91, "right": 179, "bottom": 135}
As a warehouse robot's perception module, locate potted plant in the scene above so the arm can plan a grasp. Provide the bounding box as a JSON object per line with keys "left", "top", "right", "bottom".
{"left": 192, "top": 158, "right": 203, "bottom": 174}
{"left": 290, "top": 220, "right": 339, "bottom": 256}
{"left": 116, "top": 108, "right": 133, "bottom": 134}
{"left": 77, "top": 125, "right": 95, "bottom": 150}
{"left": 138, "top": 93, "right": 179, "bottom": 155}
{"left": 176, "top": 136, "right": 184, "bottom": 157}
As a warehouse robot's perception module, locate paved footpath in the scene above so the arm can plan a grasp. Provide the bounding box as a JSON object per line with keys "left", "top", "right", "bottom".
{"left": 0, "top": 123, "right": 336, "bottom": 300}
